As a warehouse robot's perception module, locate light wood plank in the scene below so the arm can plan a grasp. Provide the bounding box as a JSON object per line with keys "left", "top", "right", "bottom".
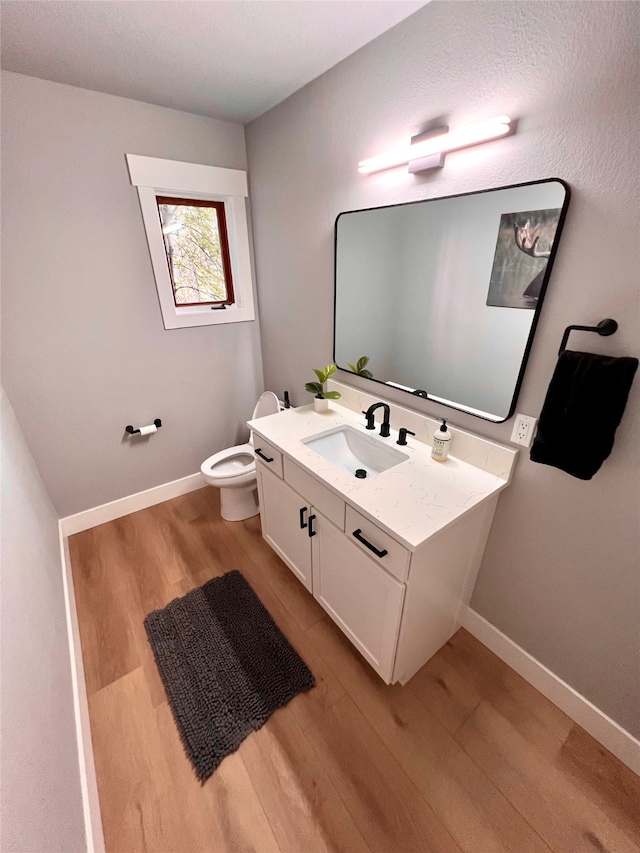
{"left": 107, "top": 510, "right": 198, "bottom": 706}
{"left": 456, "top": 700, "right": 640, "bottom": 853}
{"left": 556, "top": 724, "right": 640, "bottom": 841}
{"left": 445, "top": 630, "right": 574, "bottom": 755}
{"left": 408, "top": 642, "right": 483, "bottom": 735}
{"left": 238, "top": 705, "right": 371, "bottom": 853}
{"left": 155, "top": 702, "right": 281, "bottom": 853}
{"left": 307, "top": 615, "right": 551, "bottom": 853}
{"left": 88, "top": 668, "right": 203, "bottom": 853}
{"left": 69, "top": 523, "right": 140, "bottom": 694}
{"left": 305, "top": 693, "right": 462, "bottom": 853}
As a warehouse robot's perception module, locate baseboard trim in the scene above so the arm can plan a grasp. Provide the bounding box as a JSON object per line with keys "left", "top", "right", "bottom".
{"left": 461, "top": 608, "right": 640, "bottom": 776}
{"left": 59, "top": 526, "right": 105, "bottom": 853}
{"left": 60, "top": 472, "right": 203, "bottom": 536}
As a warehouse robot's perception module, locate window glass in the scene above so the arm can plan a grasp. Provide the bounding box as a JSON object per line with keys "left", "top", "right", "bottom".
{"left": 156, "top": 197, "right": 234, "bottom": 307}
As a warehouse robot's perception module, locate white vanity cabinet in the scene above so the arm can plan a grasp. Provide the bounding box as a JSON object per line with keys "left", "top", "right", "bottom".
{"left": 256, "top": 459, "right": 408, "bottom": 681}
{"left": 311, "top": 511, "right": 405, "bottom": 682}
{"left": 258, "top": 466, "right": 314, "bottom": 591}
{"left": 250, "top": 397, "right": 516, "bottom": 686}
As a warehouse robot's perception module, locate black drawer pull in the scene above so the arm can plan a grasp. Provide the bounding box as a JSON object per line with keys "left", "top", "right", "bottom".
{"left": 255, "top": 448, "right": 274, "bottom": 463}
{"left": 308, "top": 514, "right": 317, "bottom": 537}
{"left": 299, "top": 507, "right": 308, "bottom": 529}
{"left": 352, "top": 529, "right": 388, "bottom": 558}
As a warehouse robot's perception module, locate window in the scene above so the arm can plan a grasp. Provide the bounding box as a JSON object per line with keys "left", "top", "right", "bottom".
{"left": 127, "top": 154, "right": 255, "bottom": 329}
{"left": 156, "top": 197, "right": 234, "bottom": 307}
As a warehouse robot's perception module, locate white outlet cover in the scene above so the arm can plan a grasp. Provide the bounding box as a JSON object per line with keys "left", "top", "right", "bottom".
{"left": 510, "top": 413, "right": 538, "bottom": 447}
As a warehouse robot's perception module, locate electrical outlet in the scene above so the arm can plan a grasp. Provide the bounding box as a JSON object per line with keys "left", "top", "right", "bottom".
{"left": 510, "top": 413, "right": 538, "bottom": 447}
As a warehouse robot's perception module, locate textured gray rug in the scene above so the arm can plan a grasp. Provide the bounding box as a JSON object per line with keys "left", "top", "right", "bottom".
{"left": 144, "top": 570, "right": 315, "bottom": 782}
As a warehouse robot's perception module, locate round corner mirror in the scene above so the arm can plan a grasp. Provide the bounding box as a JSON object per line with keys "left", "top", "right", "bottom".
{"left": 334, "top": 178, "right": 570, "bottom": 422}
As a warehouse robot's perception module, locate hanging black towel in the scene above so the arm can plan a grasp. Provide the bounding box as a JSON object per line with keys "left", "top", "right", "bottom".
{"left": 530, "top": 350, "right": 638, "bottom": 479}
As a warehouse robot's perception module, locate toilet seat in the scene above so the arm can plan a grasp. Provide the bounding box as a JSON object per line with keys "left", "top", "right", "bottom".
{"left": 200, "top": 390, "right": 282, "bottom": 520}
{"left": 201, "top": 443, "right": 256, "bottom": 487}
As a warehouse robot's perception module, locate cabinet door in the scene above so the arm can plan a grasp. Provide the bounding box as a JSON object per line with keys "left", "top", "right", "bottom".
{"left": 312, "top": 513, "right": 405, "bottom": 683}
{"left": 257, "top": 464, "right": 313, "bottom": 591}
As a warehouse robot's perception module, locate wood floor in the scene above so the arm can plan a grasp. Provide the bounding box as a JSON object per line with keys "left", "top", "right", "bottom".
{"left": 69, "top": 487, "right": 640, "bottom": 853}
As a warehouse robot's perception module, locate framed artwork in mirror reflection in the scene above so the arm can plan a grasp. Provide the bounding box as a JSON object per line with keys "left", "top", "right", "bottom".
{"left": 486, "top": 208, "right": 562, "bottom": 309}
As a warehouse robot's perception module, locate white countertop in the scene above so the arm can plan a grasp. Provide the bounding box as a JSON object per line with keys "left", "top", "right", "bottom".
{"left": 248, "top": 403, "right": 512, "bottom": 551}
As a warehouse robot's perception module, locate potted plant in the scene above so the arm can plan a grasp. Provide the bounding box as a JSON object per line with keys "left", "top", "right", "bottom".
{"left": 347, "top": 356, "right": 373, "bottom": 378}
{"left": 305, "top": 363, "right": 341, "bottom": 412}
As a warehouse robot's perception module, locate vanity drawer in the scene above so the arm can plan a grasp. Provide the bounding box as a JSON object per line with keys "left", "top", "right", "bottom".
{"left": 254, "top": 438, "right": 283, "bottom": 478}
{"left": 283, "top": 458, "right": 345, "bottom": 530}
{"left": 345, "top": 506, "right": 410, "bottom": 583}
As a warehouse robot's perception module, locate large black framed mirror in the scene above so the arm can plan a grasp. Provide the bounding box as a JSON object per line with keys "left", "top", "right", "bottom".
{"left": 334, "top": 179, "right": 570, "bottom": 422}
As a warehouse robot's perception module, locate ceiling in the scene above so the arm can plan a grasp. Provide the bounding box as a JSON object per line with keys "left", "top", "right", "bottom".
{"left": 0, "top": 0, "right": 428, "bottom": 124}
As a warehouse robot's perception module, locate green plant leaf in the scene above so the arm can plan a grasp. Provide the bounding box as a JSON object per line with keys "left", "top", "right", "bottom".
{"left": 357, "top": 356, "right": 369, "bottom": 371}
{"left": 360, "top": 369, "right": 373, "bottom": 379}
{"left": 323, "top": 391, "right": 341, "bottom": 400}
{"left": 313, "top": 368, "right": 326, "bottom": 384}
{"left": 325, "top": 363, "right": 337, "bottom": 377}
{"left": 347, "top": 362, "right": 357, "bottom": 373}
{"left": 305, "top": 382, "right": 323, "bottom": 395}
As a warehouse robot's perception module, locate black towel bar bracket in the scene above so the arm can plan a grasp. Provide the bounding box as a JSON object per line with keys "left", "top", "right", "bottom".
{"left": 558, "top": 319, "right": 618, "bottom": 356}
{"left": 125, "top": 418, "right": 162, "bottom": 435}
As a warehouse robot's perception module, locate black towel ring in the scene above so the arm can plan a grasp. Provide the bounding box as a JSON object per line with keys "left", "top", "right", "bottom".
{"left": 558, "top": 319, "right": 618, "bottom": 356}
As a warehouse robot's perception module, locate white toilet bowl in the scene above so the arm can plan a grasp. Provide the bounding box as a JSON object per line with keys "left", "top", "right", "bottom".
{"left": 200, "top": 391, "right": 281, "bottom": 521}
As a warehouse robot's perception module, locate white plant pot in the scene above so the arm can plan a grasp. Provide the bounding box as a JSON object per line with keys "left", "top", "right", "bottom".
{"left": 313, "top": 397, "right": 329, "bottom": 412}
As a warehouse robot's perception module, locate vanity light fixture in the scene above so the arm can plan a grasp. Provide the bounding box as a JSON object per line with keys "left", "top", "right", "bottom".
{"left": 358, "top": 115, "right": 513, "bottom": 175}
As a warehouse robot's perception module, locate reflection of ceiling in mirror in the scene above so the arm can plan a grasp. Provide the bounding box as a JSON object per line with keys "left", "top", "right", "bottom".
{"left": 334, "top": 180, "right": 569, "bottom": 421}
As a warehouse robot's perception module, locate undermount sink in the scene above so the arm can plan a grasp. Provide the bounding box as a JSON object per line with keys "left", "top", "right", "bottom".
{"left": 301, "top": 425, "right": 408, "bottom": 479}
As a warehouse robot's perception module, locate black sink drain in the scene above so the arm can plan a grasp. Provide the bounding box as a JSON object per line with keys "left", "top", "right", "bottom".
{"left": 355, "top": 469, "right": 367, "bottom": 479}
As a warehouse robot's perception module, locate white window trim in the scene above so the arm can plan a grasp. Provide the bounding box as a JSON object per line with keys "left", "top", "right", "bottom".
{"left": 126, "top": 153, "right": 255, "bottom": 329}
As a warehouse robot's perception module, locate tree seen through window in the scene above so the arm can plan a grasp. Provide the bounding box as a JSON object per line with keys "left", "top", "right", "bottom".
{"left": 157, "top": 197, "right": 234, "bottom": 306}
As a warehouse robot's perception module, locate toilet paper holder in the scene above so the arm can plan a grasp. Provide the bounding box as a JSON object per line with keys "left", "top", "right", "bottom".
{"left": 125, "top": 418, "right": 162, "bottom": 435}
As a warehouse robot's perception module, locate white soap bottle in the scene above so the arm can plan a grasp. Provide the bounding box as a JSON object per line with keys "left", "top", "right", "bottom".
{"left": 431, "top": 418, "right": 452, "bottom": 461}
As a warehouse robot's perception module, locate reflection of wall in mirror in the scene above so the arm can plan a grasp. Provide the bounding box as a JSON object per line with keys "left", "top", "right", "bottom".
{"left": 389, "top": 194, "right": 537, "bottom": 418}
{"left": 334, "top": 208, "right": 402, "bottom": 380}
{"left": 486, "top": 208, "right": 561, "bottom": 309}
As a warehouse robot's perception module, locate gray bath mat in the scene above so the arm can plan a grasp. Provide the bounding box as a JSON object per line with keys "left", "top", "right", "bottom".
{"left": 144, "top": 570, "right": 315, "bottom": 782}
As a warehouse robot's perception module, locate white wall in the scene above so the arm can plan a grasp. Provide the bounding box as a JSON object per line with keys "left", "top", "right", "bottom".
{"left": 0, "top": 390, "right": 85, "bottom": 852}
{"left": 246, "top": 1, "right": 640, "bottom": 735}
{"left": 1, "top": 73, "right": 264, "bottom": 516}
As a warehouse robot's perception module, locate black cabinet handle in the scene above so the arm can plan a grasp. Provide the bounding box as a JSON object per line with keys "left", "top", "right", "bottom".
{"left": 299, "top": 507, "right": 308, "bottom": 529}
{"left": 308, "top": 514, "right": 317, "bottom": 538}
{"left": 255, "top": 448, "right": 274, "bottom": 463}
{"left": 352, "top": 528, "right": 388, "bottom": 558}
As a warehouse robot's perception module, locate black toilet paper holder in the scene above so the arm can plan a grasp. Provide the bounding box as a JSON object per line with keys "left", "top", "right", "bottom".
{"left": 125, "top": 418, "right": 162, "bottom": 435}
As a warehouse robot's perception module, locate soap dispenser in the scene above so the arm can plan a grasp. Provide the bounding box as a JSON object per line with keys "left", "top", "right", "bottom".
{"left": 431, "top": 418, "right": 452, "bottom": 461}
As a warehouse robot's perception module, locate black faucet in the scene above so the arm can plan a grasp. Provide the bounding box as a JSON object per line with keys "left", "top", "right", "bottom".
{"left": 362, "top": 402, "right": 391, "bottom": 437}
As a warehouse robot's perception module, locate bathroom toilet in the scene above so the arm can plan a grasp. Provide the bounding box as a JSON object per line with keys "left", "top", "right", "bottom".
{"left": 200, "top": 391, "right": 281, "bottom": 521}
